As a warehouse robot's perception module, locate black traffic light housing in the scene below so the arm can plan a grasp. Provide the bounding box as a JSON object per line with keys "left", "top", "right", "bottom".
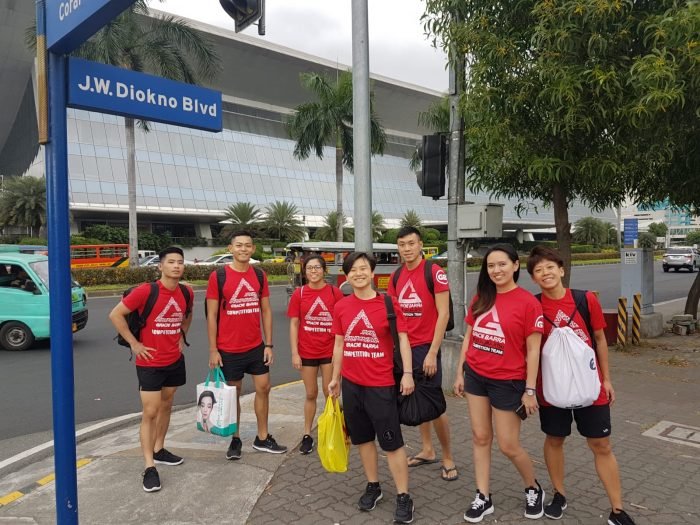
{"left": 220, "top": 0, "right": 265, "bottom": 34}
{"left": 419, "top": 134, "right": 447, "bottom": 200}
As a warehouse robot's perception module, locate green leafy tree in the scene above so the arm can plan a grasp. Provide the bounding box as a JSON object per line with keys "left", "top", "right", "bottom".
{"left": 400, "top": 209, "right": 422, "bottom": 230}
{"left": 83, "top": 224, "right": 129, "bottom": 244}
{"left": 647, "top": 222, "right": 668, "bottom": 238}
{"left": 287, "top": 72, "right": 387, "bottom": 242}
{"left": 637, "top": 232, "right": 657, "bottom": 249}
{"left": 572, "top": 217, "right": 606, "bottom": 246}
{"left": 263, "top": 200, "right": 305, "bottom": 242}
{"left": 409, "top": 96, "right": 450, "bottom": 171}
{"left": 686, "top": 230, "right": 700, "bottom": 245}
{"left": 221, "top": 202, "right": 262, "bottom": 240}
{"left": 314, "top": 211, "right": 353, "bottom": 242}
{"left": 603, "top": 222, "right": 618, "bottom": 246}
{"left": 0, "top": 176, "right": 46, "bottom": 237}
{"left": 371, "top": 211, "right": 386, "bottom": 242}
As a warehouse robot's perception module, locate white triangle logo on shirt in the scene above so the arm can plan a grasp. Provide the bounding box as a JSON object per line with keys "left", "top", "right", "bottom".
{"left": 345, "top": 309, "right": 379, "bottom": 343}
{"left": 553, "top": 309, "right": 589, "bottom": 343}
{"left": 305, "top": 296, "right": 332, "bottom": 322}
{"left": 473, "top": 306, "right": 505, "bottom": 338}
{"left": 154, "top": 297, "right": 183, "bottom": 324}
{"left": 229, "top": 278, "right": 259, "bottom": 307}
{"left": 398, "top": 279, "right": 422, "bottom": 307}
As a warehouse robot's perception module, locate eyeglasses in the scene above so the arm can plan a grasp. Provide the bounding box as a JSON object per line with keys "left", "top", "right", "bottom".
{"left": 305, "top": 265, "right": 323, "bottom": 271}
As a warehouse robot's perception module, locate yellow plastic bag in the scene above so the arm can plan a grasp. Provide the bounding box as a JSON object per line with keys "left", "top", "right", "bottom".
{"left": 317, "top": 396, "right": 349, "bottom": 473}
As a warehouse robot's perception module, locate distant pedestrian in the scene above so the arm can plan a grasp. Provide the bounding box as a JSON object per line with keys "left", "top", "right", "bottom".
{"left": 287, "top": 254, "right": 344, "bottom": 455}
{"left": 454, "top": 244, "right": 545, "bottom": 522}
{"left": 527, "top": 246, "right": 637, "bottom": 525}
{"left": 206, "top": 230, "right": 287, "bottom": 460}
{"left": 389, "top": 226, "right": 457, "bottom": 481}
{"left": 328, "top": 252, "right": 416, "bottom": 524}
{"left": 109, "top": 246, "right": 193, "bottom": 493}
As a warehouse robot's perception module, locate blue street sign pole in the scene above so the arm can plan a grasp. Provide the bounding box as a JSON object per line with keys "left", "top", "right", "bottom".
{"left": 47, "top": 40, "right": 79, "bottom": 525}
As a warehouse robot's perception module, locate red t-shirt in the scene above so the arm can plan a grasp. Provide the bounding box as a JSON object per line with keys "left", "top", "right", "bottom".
{"left": 122, "top": 281, "right": 192, "bottom": 368}
{"left": 537, "top": 289, "right": 608, "bottom": 406}
{"left": 465, "top": 287, "right": 543, "bottom": 380}
{"left": 205, "top": 265, "right": 270, "bottom": 353}
{"left": 388, "top": 260, "right": 450, "bottom": 347}
{"left": 287, "top": 284, "right": 344, "bottom": 359}
{"left": 332, "top": 293, "right": 407, "bottom": 387}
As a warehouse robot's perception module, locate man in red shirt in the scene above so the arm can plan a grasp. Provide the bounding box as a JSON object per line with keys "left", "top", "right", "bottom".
{"left": 527, "top": 246, "right": 636, "bottom": 525}
{"left": 206, "top": 230, "right": 286, "bottom": 460}
{"left": 388, "top": 226, "right": 457, "bottom": 481}
{"left": 328, "top": 252, "right": 416, "bottom": 524}
{"left": 109, "top": 246, "right": 193, "bottom": 492}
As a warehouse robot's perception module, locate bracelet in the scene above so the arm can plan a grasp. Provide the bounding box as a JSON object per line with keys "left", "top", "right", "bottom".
{"left": 264, "top": 344, "right": 274, "bottom": 348}
{"left": 403, "top": 371, "right": 413, "bottom": 375}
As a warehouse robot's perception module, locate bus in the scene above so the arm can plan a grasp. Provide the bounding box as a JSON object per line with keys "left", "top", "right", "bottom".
{"left": 285, "top": 241, "right": 400, "bottom": 296}
{"left": 70, "top": 244, "right": 130, "bottom": 269}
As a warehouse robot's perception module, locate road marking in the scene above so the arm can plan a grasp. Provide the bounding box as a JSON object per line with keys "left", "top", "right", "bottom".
{"left": 0, "top": 491, "right": 23, "bottom": 506}
{"left": 643, "top": 421, "right": 700, "bottom": 449}
{"left": 271, "top": 380, "right": 302, "bottom": 390}
{"left": 653, "top": 298, "right": 686, "bottom": 307}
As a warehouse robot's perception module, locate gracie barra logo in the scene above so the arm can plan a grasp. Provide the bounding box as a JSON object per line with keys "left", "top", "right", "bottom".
{"left": 552, "top": 309, "right": 590, "bottom": 343}
{"left": 398, "top": 279, "right": 422, "bottom": 317}
{"left": 344, "top": 309, "right": 383, "bottom": 357}
{"left": 472, "top": 306, "right": 506, "bottom": 355}
{"left": 227, "top": 278, "right": 260, "bottom": 315}
{"left": 304, "top": 297, "right": 333, "bottom": 333}
{"left": 151, "top": 297, "right": 183, "bottom": 335}
{"left": 435, "top": 269, "right": 448, "bottom": 285}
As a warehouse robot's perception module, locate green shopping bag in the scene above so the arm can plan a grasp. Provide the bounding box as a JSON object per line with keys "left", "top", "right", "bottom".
{"left": 317, "top": 396, "right": 349, "bottom": 473}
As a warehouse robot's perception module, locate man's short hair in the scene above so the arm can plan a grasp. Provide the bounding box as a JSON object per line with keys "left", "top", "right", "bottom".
{"left": 229, "top": 230, "right": 255, "bottom": 243}
{"left": 526, "top": 245, "right": 564, "bottom": 275}
{"left": 397, "top": 226, "right": 422, "bottom": 241}
{"left": 159, "top": 246, "right": 184, "bottom": 260}
{"left": 342, "top": 252, "right": 377, "bottom": 275}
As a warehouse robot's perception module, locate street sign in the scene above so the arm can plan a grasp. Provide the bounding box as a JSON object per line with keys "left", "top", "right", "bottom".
{"left": 624, "top": 251, "right": 638, "bottom": 265}
{"left": 623, "top": 218, "right": 639, "bottom": 246}
{"left": 46, "top": 0, "right": 137, "bottom": 54}
{"left": 67, "top": 58, "right": 223, "bottom": 132}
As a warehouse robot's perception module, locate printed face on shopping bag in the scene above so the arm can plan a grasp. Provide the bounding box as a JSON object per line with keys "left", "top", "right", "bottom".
{"left": 198, "top": 391, "right": 216, "bottom": 422}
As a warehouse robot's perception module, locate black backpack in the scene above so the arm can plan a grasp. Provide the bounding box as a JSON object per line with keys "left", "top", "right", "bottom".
{"left": 535, "top": 289, "right": 597, "bottom": 350}
{"left": 205, "top": 265, "right": 265, "bottom": 320}
{"left": 116, "top": 282, "right": 192, "bottom": 349}
{"left": 391, "top": 260, "right": 455, "bottom": 331}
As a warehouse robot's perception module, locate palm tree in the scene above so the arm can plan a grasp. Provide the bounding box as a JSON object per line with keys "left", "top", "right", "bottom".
{"left": 287, "top": 71, "right": 387, "bottom": 242}
{"left": 221, "top": 202, "right": 262, "bottom": 239}
{"left": 0, "top": 176, "right": 46, "bottom": 237}
{"left": 604, "top": 222, "right": 618, "bottom": 246}
{"left": 263, "top": 200, "right": 305, "bottom": 242}
{"left": 314, "top": 211, "right": 352, "bottom": 241}
{"left": 572, "top": 217, "right": 606, "bottom": 245}
{"left": 400, "top": 209, "right": 422, "bottom": 230}
{"left": 409, "top": 97, "right": 450, "bottom": 171}
{"left": 29, "top": 1, "right": 220, "bottom": 266}
{"left": 371, "top": 210, "right": 386, "bottom": 242}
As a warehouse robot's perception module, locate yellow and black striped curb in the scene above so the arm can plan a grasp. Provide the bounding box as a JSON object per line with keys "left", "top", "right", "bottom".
{"left": 0, "top": 458, "right": 92, "bottom": 508}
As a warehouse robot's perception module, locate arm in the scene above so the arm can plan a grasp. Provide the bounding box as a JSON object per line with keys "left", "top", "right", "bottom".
{"left": 108, "top": 302, "right": 155, "bottom": 360}
{"left": 594, "top": 329, "right": 615, "bottom": 405}
{"left": 454, "top": 325, "right": 471, "bottom": 397}
{"left": 327, "top": 335, "right": 345, "bottom": 397}
{"left": 424, "top": 290, "right": 450, "bottom": 376}
{"left": 289, "top": 317, "right": 302, "bottom": 370}
{"left": 398, "top": 332, "right": 415, "bottom": 395}
{"left": 260, "top": 296, "right": 273, "bottom": 365}
{"left": 206, "top": 298, "right": 222, "bottom": 369}
{"left": 179, "top": 299, "right": 194, "bottom": 351}
{"left": 522, "top": 332, "right": 542, "bottom": 414}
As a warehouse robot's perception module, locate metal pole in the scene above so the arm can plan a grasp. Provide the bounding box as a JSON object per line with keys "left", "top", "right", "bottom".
{"left": 447, "top": 37, "right": 466, "bottom": 337}
{"left": 47, "top": 48, "right": 79, "bottom": 524}
{"left": 351, "top": 0, "right": 372, "bottom": 253}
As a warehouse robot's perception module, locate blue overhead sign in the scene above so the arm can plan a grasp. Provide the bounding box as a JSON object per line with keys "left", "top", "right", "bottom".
{"left": 67, "top": 58, "right": 223, "bottom": 132}
{"left": 623, "top": 218, "right": 639, "bottom": 245}
{"left": 47, "top": 0, "right": 137, "bottom": 54}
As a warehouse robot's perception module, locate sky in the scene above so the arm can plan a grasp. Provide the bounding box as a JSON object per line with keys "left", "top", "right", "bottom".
{"left": 158, "top": 0, "right": 449, "bottom": 92}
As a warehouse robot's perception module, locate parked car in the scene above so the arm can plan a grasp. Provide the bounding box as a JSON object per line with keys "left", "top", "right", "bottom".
{"left": 0, "top": 253, "right": 88, "bottom": 350}
{"left": 194, "top": 254, "right": 259, "bottom": 266}
{"left": 662, "top": 246, "right": 700, "bottom": 272}
{"left": 432, "top": 251, "right": 473, "bottom": 261}
{"left": 139, "top": 255, "right": 194, "bottom": 266}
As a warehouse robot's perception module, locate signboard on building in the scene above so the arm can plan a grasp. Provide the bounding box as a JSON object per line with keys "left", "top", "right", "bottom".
{"left": 623, "top": 218, "right": 639, "bottom": 246}
{"left": 67, "top": 58, "right": 222, "bottom": 132}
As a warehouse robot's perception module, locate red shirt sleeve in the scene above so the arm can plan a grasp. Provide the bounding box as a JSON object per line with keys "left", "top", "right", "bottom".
{"left": 121, "top": 283, "right": 150, "bottom": 312}
{"left": 287, "top": 287, "right": 301, "bottom": 318}
{"left": 586, "top": 291, "right": 606, "bottom": 331}
{"left": 205, "top": 270, "right": 219, "bottom": 300}
{"left": 392, "top": 296, "right": 409, "bottom": 333}
{"left": 387, "top": 270, "right": 397, "bottom": 298}
{"left": 525, "top": 295, "right": 545, "bottom": 335}
{"left": 260, "top": 270, "right": 270, "bottom": 298}
{"left": 431, "top": 263, "right": 450, "bottom": 293}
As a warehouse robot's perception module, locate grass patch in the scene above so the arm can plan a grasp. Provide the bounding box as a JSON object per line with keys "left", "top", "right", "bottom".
{"left": 654, "top": 356, "right": 691, "bottom": 368}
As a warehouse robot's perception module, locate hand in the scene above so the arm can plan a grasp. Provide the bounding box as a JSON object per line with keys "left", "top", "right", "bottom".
{"left": 422, "top": 351, "right": 438, "bottom": 377}
{"left": 400, "top": 374, "right": 415, "bottom": 396}
{"left": 521, "top": 393, "right": 539, "bottom": 415}
{"left": 179, "top": 336, "right": 186, "bottom": 352}
{"left": 291, "top": 352, "right": 302, "bottom": 370}
{"left": 453, "top": 374, "right": 465, "bottom": 398}
{"left": 131, "top": 342, "right": 155, "bottom": 361}
{"left": 208, "top": 350, "right": 222, "bottom": 369}
{"left": 603, "top": 379, "right": 616, "bottom": 406}
{"left": 328, "top": 378, "right": 340, "bottom": 398}
{"left": 263, "top": 347, "right": 274, "bottom": 366}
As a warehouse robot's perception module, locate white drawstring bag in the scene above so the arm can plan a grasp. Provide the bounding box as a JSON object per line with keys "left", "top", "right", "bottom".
{"left": 541, "top": 326, "right": 601, "bottom": 409}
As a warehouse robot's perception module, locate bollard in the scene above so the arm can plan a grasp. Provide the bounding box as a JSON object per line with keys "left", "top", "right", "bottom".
{"left": 632, "top": 293, "right": 642, "bottom": 345}
{"left": 617, "top": 297, "right": 628, "bottom": 347}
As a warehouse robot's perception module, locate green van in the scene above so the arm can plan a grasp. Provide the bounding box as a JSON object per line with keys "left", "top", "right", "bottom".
{"left": 0, "top": 253, "right": 88, "bottom": 350}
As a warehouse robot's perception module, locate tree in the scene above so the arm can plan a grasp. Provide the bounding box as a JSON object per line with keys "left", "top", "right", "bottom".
{"left": 686, "top": 231, "right": 700, "bottom": 245}
{"left": 603, "top": 222, "right": 618, "bottom": 247}
{"left": 0, "top": 176, "right": 46, "bottom": 237}
{"left": 637, "top": 232, "right": 658, "bottom": 249}
{"left": 422, "top": 0, "right": 697, "bottom": 286}
{"left": 263, "top": 200, "right": 305, "bottom": 242}
{"left": 314, "top": 211, "right": 353, "bottom": 242}
{"left": 409, "top": 96, "right": 450, "bottom": 171}
{"left": 647, "top": 223, "right": 668, "bottom": 238}
{"left": 287, "top": 72, "right": 387, "bottom": 242}
{"left": 371, "top": 211, "right": 386, "bottom": 242}
{"left": 28, "top": 1, "right": 221, "bottom": 266}
{"left": 400, "top": 209, "right": 422, "bottom": 229}
{"left": 572, "top": 217, "right": 606, "bottom": 246}
{"left": 221, "top": 202, "right": 262, "bottom": 240}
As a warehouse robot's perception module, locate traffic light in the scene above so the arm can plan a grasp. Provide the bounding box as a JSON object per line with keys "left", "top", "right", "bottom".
{"left": 419, "top": 134, "right": 447, "bottom": 200}
{"left": 220, "top": 0, "right": 265, "bottom": 34}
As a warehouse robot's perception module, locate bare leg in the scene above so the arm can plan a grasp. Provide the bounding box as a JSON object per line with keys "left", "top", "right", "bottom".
{"left": 139, "top": 390, "right": 161, "bottom": 468}
{"left": 358, "top": 441, "right": 379, "bottom": 483}
{"left": 544, "top": 435, "right": 567, "bottom": 495}
{"left": 588, "top": 437, "right": 624, "bottom": 510}
{"left": 466, "top": 394, "right": 493, "bottom": 495}
{"left": 300, "top": 365, "right": 319, "bottom": 435}
{"left": 227, "top": 379, "right": 243, "bottom": 438}
{"left": 252, "top": 373, "right": 272, "bottom": 439}
{"left": 386, "top": 446, "right": 410, "bottom": 494}
{"left": 433, "top": 413, "right": 456, "bottom": 474}
{"left": 153, "top": 386, "right": 177, "bottom": 452}
{"left": 493, "top": 407, "right": 537, "bottom": 487}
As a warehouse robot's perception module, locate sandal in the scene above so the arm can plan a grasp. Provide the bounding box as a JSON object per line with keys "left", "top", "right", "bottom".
{"left": 407, "top": 455, "right": 438, "bottom": 467}
{"left": 441, "top": 465, "right": 459, "bottom": 481}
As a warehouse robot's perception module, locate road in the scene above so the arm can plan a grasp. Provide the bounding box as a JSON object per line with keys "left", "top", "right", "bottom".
{"left": 0, "top": 261, "right": 694, "bottom": 450}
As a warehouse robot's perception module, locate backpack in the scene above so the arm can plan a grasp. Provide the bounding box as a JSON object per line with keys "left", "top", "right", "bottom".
{"left": 536, "top": 289, "right": 601, "bottom": 409}
{"left": 205, "top": 265, "right": 265, "bottom": 319}
{"left": 391, "top": 260, "right": 455, "bottom": 331}
{"left": 116, "top": 282, "right": 192, "bottom": 351}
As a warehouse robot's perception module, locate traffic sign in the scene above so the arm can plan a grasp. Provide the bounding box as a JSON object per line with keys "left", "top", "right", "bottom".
{"left": 67, "top": 58, "right": 223, "bottom": 132}
{"left": 623, "top": 218, "right": 639, "bottom": 246}
{"left": 46, "top": 0, "right": 137, "bottom": 54}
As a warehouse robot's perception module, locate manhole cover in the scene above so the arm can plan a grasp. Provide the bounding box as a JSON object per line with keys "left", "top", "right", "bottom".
{"left": 643, "top": 420, "right": 700, "bottom": 449}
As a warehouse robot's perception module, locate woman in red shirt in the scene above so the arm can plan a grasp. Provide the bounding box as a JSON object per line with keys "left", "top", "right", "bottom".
{"left": 454, "top": 244, "right": 545, "bottom": 522}
{"left": 287, "top": 255, "right": 343, "bottom": 455}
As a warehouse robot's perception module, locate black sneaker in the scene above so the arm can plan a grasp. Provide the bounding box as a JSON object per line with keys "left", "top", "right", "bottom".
{"left": 464, "top": 490, "right": 494, "bottom": 523}
{"left": 394, "top": 493, "right": 414, "bottom": 524}
{"left": 252, "top": 434, "right": 287, "bottom": 454}
{"left": 226, "top": 437, "right": 242, "bottom": 460}
{"left": 608, "top": 509, "right": 636, "bottom": 525}
{"left": 142, "top": 466, "right": 161, "bottom": 492}
{"left": 358, "top": 482, "right": 383, "bottom": 511}
{"left": 544, "top": 491, "right": 567, "bottom": 519}
{"left": 153, "top": 448, "right": 183, "bottom": 466}
{"left": 299, "top": 434, "right": 314, "bottom": 455}
{"left": 525, "top": 480, "right": 545, "bottom": 519}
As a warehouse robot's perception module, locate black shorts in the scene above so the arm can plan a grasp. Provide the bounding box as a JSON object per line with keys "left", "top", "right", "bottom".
{"left": 301, "top": 356, "right": 332, "bottom": 367}
{"left": 463, "top": 363, "right": 524, "bottom": 411}
{"left": 220, "top": 343, "right": 269, "bottom": 382}
{"left": 412, "top": 344, "right": 442, "bottom": 388}
{"left": 136, "top": 354, "right": 186, "bottom": 392}
{"left": 540, "top": 404, "right": 612, "bottom": 439}
{"left": 341, "top": 378, "right": 404, "bottom": 452}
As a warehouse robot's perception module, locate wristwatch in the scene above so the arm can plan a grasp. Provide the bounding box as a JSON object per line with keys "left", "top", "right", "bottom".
{"left": 264, "top": 344, "right": 274, "bottom": 348}
{"left": 525, "top": 387, "right": 536, "bottom": 396}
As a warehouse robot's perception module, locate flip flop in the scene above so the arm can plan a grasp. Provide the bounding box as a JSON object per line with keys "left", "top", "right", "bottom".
{"left": 407, "top": 455, "right": 438, "bottom": 467}
{"left": 441, "top": 465, "right": 459, "bottom": 481}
